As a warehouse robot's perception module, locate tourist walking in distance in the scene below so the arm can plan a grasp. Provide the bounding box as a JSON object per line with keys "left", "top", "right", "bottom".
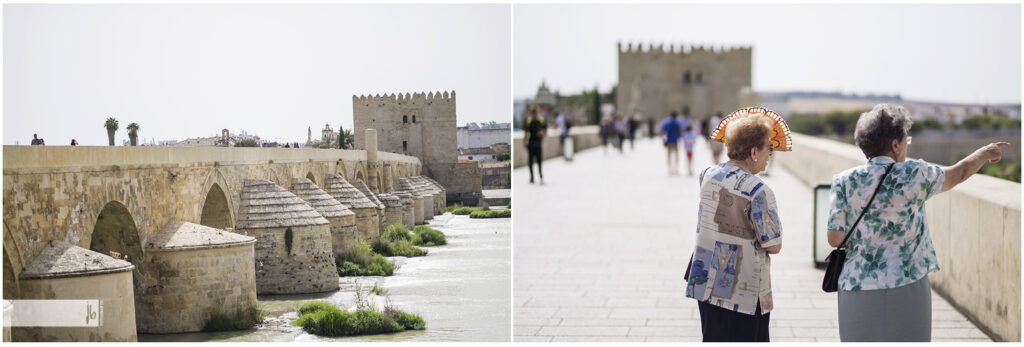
{"left": 682, "top": 124, "right": 696, "bottom": 176}
{"left": 827, "top": 104, "right": 1010, "bottom": 342}
{"left": 555, "top": 111, "right": 569, "bottom": 147}
{"left": 599, "top": 115, "right": 614, "bottom": 155}
{"left": 31, "top": 134, "right": 41, "bottom": 146}
{"left": 647, "top": 118, "right": 656, "bottom": 139}
{"left": 627, "top": 113, "right": 639, "bottom": 150}
{"left": 707, "top": 113, "right": 724, "bottom": 164}
{"left": 660, "top": 111, "right": 682, "bottom": 175}
{"left": 525, "top": 107, "right": 546, "bottom": 184}
{"left": 685, "top": 108, "right": 788, "bottom": 342}
{"left": 70, "top": 139, "right": 78, "bottom": 146}
{"left": 614, "top": 113, "right": 627, "bottom": 154}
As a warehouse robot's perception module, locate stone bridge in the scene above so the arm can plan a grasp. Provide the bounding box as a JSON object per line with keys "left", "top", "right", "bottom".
{"left": 2, "top": 145, "right": 422, "bottom": 301}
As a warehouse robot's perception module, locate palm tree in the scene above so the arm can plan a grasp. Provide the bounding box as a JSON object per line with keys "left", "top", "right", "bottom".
{"left": 104, "top": 117, "right": 119, "bottom": 146}
{"left": 340, "top": 129, "right": 354, "bottom": 149}
{"left": 126, "top": 123, "right": 140, "bottom": 146}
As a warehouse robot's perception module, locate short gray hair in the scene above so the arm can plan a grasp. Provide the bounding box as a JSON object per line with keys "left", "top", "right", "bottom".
{"left": 854, "top": 104, "right": 914, "bottom": 159}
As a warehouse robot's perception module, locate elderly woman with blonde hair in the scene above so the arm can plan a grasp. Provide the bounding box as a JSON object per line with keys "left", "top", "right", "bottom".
{"left": 827, "top": 103, "right": 1009, "bottom": 341}
{"left": 685, "top": 109, "right": 786, "bottom": 342}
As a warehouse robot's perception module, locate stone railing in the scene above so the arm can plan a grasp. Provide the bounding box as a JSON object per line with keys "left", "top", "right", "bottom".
{"left": 774, "top": 133, "right": 1020, "bottom": 342}
{"left": 512, "top": 125, "right": 602, "bottom": 168}
{"left": 3, "top": 146, "right": 421, "bottom": 170}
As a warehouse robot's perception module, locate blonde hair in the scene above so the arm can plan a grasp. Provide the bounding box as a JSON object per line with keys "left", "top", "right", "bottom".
{"left": 725, "top": 115, "right": 773, "bottom": 160}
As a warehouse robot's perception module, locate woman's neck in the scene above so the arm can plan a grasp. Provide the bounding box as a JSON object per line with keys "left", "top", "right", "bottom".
{"left": 727, "top": 159, "right": 753, "bottom": 173}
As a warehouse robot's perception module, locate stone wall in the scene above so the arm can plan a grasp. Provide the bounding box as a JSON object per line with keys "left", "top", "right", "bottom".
{"left": 13, "top": 272, "right": 136, "bottom": 342}
{"left": 513, "top": 125, "right": 603, "bottom": 168}
{"left": 774, "top": 133, "right": 1021, "bottom": 342}
{"left": 351, "top": 208, "right": 381, "bottom": 244}
{"left": 481, "top": 162, "right": 511, "bottom": 189}
{"left": 1, "top": 146, "right": 419, "bottom": 294}
{"left": 243, "top": 224, "right": 338, "bottom": 295}
{"left": 430, "top": 162, "right": 483, "bottom": 206}
{"left": 327, "top": 215, "right": 358, "bottom": 255}
{"left": 136, "top": 245, "right": 257, "bottom": 333}
{"left": 616, "top": 42, "right": 752, "bottom": 123}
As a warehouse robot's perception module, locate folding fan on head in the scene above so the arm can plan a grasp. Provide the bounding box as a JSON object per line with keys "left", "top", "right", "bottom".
{"left": 709, "top": 106, "right": 793, "bottom": 152}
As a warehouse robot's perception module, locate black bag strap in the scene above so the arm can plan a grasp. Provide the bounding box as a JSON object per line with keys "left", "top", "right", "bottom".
{"left": 837, "top": 162, "right": 895, "bottom": 250}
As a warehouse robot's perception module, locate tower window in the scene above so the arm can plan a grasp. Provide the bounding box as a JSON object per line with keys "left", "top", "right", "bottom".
{"left": 695, "top": 72, "right": 703, "bottom": 84}
{"left": 403, "top": 141, "right": 407, "bottom": 152}
{"left": 403, "top": 115, "right": 408, "bottom": 123}
{"left": 683, "top": 71, "right": 691, "bottom": 84}
{"left": 412, "top": 115, "right": 417, "bottom": 123}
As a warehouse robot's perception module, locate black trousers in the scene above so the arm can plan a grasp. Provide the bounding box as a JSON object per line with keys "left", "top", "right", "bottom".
{"left": 697, "top": 300, "right": 770, "bottom": 342}
{"left": 527, "top": 145, "right": 542, "bottom": 181}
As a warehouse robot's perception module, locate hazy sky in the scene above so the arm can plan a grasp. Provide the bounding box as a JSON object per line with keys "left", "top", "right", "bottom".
{"left": 4, "top": 4, "right": 511, "bottom": 145}
{"left": 514, "top": 4, "right": 1021, "bottom": 105}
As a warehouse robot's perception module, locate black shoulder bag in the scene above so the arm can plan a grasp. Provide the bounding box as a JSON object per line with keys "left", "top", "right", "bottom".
{"left": 822, "top": 163, "right": 894, "bottom": 293}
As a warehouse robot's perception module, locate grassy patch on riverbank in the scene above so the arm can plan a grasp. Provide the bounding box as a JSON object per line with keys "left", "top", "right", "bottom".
{"left": 412, "top": 225, "right": 447, "bottom": 246}
{"left": 291, "top": 301, "right": 425, "bottom": 337}
{"left": 469, "top": 209, "right": 511, "bottom": 219}
{"left": 336, "top": 240, "right": 395, "bottom": 277}
{"left": 202, "top": 301, "right": 266, "bottom": 332}
{"left": 373, "top": 224, "right": 428, "bottom": 257}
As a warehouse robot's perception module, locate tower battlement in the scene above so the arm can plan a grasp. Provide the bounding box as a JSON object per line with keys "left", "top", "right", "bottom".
{"left": 352, "top": 91, "right": 456, "bottom": 105}
{"left": 617, "top": 41, "right": 751, "bottom": 56}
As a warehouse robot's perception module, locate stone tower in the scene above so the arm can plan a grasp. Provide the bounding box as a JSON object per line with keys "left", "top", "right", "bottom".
{"left": 616, "top": 42, "right": 753, "bottom": 123}
{"left": 353, "top": 91, "right": 482, "bottom": 206}
{"left": 352, "top": 91, "right": 457, "bottom": 177}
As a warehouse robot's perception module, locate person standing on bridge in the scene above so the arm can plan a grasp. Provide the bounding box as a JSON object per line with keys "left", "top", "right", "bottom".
{"left": 707, "top": 113, "right": 725, "bottom": 164}
{"left": 660, "top": 111, "right": 682, "bottom": 175}
{"left": 685, "top": 107, "right": 790, "bottom": 342}
{"left": 524, "top": 107, "right": 546, "bottom": 184}
{"left": 826, "top": 103, "right": 1010, "bottom": 342}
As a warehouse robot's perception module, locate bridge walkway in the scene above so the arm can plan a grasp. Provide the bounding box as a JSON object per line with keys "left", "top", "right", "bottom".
{"left": 512, "top": 136, "right": 991, "bottom": 342}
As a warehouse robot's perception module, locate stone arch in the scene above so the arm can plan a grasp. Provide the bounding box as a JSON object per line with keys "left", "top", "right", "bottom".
{"left": 335, "top": 160, "right": 349, "bottom": 180}
{"left": 90, "top": 201, "right": 145, "bottom": 305}
{"left": 199, "top": 168, "right": 235, "bottom": 228}
{"left": 375, "top": 168, "right": 384, "bottom": 192}
{"left": 3, "top": 246, "right": 18, "bottom": 299}
{"left": 200, "top": 183, "right": 233, "bottom": 230}
{"left": 3, "top": 222, "right": 23, "bottom": 299}
{"left": 306, "top": 172, "right": 317, "bottom": 186}
{"left": 355, "top": 165, "right": 367, "bottom": 182}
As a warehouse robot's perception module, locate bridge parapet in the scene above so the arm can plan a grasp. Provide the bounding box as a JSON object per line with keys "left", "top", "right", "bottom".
{"left": 775, "top": 133, "right": 1020, "bottom": 342}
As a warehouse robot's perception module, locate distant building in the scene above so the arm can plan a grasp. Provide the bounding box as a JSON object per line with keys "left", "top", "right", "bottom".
{"left": 458, "top": 147, "right": 497, "bottom": 162}
{"left": 457, "top": 123, "right": 511, "bottom": 149}
{"left": 173, "top": 129, "right": 262, "bottom": 147}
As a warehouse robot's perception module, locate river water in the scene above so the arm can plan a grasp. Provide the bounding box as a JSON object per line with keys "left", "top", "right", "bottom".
{"left": 139, "top": 213, "right": 511, "bottom": 342}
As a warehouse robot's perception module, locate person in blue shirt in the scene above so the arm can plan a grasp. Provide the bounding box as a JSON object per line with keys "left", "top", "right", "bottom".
{"left": 660, "top": 111, "right": 683, "bottom": 175}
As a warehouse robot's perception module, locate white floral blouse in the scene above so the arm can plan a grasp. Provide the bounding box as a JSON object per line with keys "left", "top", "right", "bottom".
{"left": 685, "top": 163, "right": 783, "bottom": 315}
{"left": 827, "top": 156, "right": 945, "bottom": 291}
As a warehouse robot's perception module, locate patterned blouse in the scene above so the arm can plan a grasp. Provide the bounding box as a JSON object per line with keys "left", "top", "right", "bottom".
{"left": 685, "top": 163, "right": 783, "bottom": 315}
{"left": 827, "top": 156, "right": 945, "bottom": 291}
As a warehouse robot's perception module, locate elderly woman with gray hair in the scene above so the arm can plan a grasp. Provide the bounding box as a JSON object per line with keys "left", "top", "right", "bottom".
{"left": 827, "top": 103, "right": 1008, "bottom": 342}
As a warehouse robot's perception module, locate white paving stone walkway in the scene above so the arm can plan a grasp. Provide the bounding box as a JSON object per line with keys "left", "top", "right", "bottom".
{"left": 513, "top": 137, "right": 992, "bottom": 342}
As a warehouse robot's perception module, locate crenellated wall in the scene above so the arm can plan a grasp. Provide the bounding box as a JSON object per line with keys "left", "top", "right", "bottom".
{"left": 617, "top": 41, "right": 752, "bottom": 123}
{"left": 774, "top": 133, "right": 1021, "bottom": 342}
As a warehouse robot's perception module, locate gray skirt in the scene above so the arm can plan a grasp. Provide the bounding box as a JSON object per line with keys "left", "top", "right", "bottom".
{"left": 837, "top": 276, "right": 931, "bottom": 342}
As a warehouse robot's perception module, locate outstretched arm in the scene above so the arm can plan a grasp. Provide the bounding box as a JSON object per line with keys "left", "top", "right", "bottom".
{"left": 942, "top": 142, "right": 1010, "bottom": 192}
